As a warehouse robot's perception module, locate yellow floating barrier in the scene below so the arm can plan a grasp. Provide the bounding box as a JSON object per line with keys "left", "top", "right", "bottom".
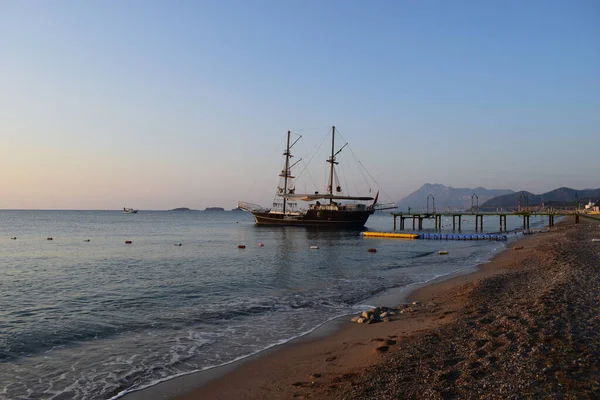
{"left": 360, "top": 232, "right": 418, "bottom": 239}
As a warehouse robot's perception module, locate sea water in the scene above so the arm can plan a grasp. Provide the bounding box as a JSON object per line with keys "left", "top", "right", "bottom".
{"left": 0, "top": 210, "right": 545, "bottom": 399}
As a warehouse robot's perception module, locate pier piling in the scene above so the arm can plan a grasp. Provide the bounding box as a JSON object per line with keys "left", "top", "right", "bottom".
{"left": 475, "top": 215, "right": 483, "bottom": 231}
{"left": 391, "top": 209, "right": 575, "bottom": 233}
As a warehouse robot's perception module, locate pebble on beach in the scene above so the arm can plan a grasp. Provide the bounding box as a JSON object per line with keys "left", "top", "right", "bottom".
{"left": 341, "top": 218, "right": 600, "bottom": 400}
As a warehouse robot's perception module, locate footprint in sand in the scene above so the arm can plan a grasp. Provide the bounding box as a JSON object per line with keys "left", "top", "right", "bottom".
{"left": 438, "top": 370, "right": 461, "bottom": 382}
{"left": 443, "top": 358, "right": 464, "bottom": 367}
{"left": 489, "top": 329, "right": 504, "bottom": 338}
{"left": 505, "top": 331, "right": 516, "bottom": 340}
{"left": 490, "top": 340, "right": 506, "bottom": 350}
{"left": 374, "top": 345, "right": 389, "bottom": 353}
{"left": 470, "top": 369, "right": 487, "bottom": 379}
{"left": 469, "top": 361, "right": 483, "bottom": 369}
{"left": 487, "top": 355, "right": 499, "bottom": 367}
{"left": 291, "top": 381, "right": 309, "bottom": 387}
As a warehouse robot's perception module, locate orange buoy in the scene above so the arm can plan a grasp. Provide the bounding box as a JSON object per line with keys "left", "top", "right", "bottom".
{"left": 238, "top": 244, "right": 246, "bottom": 249}
{"left": 368, "top": 248, "right": 377, "bottom": 253}
{"left": 258, "top": 242, "right": 264, "bottom": 247}
{"left": 125, "top": 240, "right": 132, "bottom": 244}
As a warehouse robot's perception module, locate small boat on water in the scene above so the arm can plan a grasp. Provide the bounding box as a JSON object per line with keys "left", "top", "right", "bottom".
{"left": 239, "top": 126, "right": 392, "bottom": 227}
{"left": 123, "top": 207, "right": 138, "bottom": 214}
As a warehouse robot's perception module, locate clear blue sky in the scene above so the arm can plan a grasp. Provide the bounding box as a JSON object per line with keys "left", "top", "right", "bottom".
{"left": 1, "top": 0, "right": 598, "bottom": 209}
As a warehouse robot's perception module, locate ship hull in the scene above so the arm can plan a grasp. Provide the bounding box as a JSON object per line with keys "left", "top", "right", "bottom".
{"left": 249, "top": 209, "right": 374, "bottom": 227}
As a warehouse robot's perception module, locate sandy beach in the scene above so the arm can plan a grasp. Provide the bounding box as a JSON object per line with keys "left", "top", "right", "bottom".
{"left": 129, "top": 216, "right": 600, "bottom": 400}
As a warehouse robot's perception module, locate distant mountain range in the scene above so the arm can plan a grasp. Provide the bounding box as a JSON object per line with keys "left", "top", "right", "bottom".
{"left": 395, "top": 184, "right": 514, "bottom": 211}
{"left": 481, "top": 187, "right": 600, "bottom": 208}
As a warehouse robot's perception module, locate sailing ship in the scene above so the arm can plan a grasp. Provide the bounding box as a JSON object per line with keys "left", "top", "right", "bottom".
{"left": 123, "top": 207, "right": 138, "bottom": 214}
{"left": 238, "top": 126, "right": 380, "bottom": 227}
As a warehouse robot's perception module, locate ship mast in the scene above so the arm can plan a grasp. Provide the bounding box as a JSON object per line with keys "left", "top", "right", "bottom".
{"left": 282, "top": 130, "right": 291, "bottom": 214}
{"left": 327, "top": 126, "right": 336, "bottom": 204}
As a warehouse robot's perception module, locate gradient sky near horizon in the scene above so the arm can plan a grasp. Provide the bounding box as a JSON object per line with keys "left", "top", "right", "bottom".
{"left": 1, "top": 0, "right": 599, "bottom": 210}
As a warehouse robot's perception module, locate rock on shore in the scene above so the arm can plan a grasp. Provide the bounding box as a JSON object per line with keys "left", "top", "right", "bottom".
{"left": 350, "top": 302, "right": 437, "bottom": 325}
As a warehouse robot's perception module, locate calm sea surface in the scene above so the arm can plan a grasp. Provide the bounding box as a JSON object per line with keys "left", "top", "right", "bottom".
{"left": 0, "top": 210, "right": 546, "bottom": 399}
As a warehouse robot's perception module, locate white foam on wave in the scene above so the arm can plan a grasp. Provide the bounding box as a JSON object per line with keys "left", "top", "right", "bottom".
{"left": 352, "top": 304, "right": 377, "bottom": 310}
{"left": 107, "top": 311, "right": 355, "bottom": 400}
{"left": 44, "top": 344, "right": 66, "bottom": 353}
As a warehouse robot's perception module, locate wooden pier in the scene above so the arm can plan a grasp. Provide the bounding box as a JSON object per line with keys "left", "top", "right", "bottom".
{"left": 391, "top": 209, "right": 578, "bottom": 232}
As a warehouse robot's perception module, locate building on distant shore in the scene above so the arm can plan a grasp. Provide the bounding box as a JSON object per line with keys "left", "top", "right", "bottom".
{"left": 584, "top": 200, "right": 600, "bottom": 212}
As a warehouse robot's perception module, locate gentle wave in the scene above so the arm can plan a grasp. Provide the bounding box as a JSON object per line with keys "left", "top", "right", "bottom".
{"left": 108, "top": 310, "right": 356, "bottom": 400}
{"left": 0, "top": 210, "right": 535, "bottom": 399}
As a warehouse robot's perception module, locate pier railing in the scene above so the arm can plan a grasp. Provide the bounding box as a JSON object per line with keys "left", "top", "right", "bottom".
{"left": 390, "top": 208, "right": 580, "bottom": 232}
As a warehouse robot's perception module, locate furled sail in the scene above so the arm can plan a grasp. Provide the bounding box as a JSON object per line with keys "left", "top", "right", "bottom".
{"left": 282, "top": 194, "right": 374, "bottom": 201}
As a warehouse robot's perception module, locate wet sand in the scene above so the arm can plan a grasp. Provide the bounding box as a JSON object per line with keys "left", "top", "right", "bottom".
{"left": 127, "top": 217, "right": 600, "bottom": 399}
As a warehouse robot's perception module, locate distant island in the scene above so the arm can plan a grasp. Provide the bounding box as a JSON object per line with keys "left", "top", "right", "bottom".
{"left": 205, "top": 207, "right": 225, "bottom": 212}
{"left": 170, "top": 207, "right": 194, "bottom": 211}
{"left": 231, "top": 207, "right": 244, "bottom": 212}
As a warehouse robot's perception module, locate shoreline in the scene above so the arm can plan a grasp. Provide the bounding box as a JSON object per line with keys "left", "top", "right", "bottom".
{"left": 341, "top": 216, "right": 599, "bottom": 398}
{"left": 122, "top": 228, "right": 540, "bottom": 400}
